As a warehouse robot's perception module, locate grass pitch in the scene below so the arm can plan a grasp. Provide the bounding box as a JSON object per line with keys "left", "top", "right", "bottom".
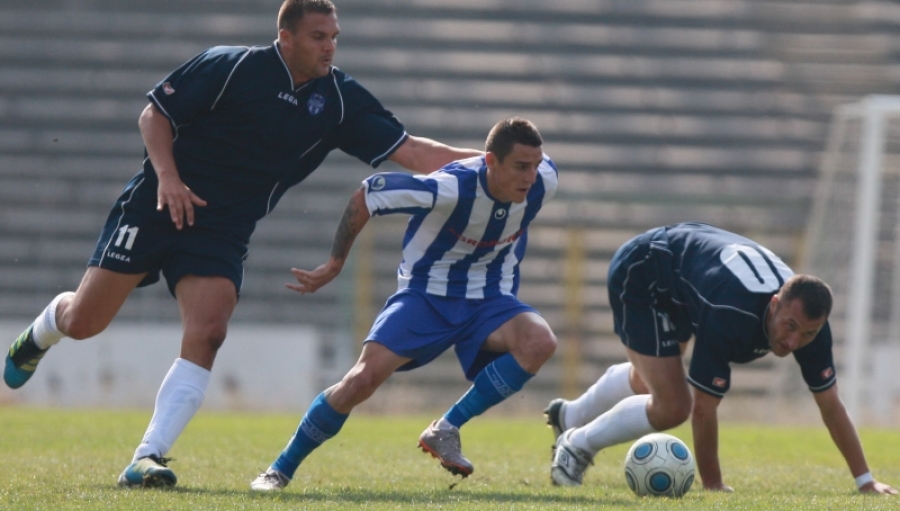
{"left": 0, "top": 407, "right": 897, "bottom": 510}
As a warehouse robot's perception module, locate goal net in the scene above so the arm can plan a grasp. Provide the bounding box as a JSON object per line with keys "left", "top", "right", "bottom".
{"left": 802, "top": 95, "right": 900, "bottom": 424}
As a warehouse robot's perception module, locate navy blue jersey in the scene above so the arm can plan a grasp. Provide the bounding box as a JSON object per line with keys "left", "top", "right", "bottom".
{"left": 659, "top": 223, "right": 836, "bottom": 397}
{"left": 138, "top": 43, "right": 407, "bottom": 239}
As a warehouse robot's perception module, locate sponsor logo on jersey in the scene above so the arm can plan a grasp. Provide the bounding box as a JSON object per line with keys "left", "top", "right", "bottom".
{"left": 753, "top": 348, "right": 771, "bottom": 355}
{"left": 447, "top": 227, "right": 523, "bottom": 249}
{"left": 820, "top": 367, "right": 834, "bottom": 379}
{"left": 105, "top": 251, "right": 132, "bottom": 263}
{"left": 307, "top": 93, "right": 326, "bottom": 115}
{"left": 370, "top": 176, "right": 386, "bottom": 190}
{"left": 278, "top": 92, "right": 298, "bottom": 106}
{"left": 712, "top": 377, "right": 727, "bottom": 388}
{"left": 162, "top": 82, "right": 175, "bottom": 95}
{"left": 494, "top": 208, "right": 507, "bottom": 220}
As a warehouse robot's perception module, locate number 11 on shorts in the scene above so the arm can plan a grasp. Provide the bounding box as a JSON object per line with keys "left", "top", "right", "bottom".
{"left": 114, "top": 225, "right": 139, "bottom": 250}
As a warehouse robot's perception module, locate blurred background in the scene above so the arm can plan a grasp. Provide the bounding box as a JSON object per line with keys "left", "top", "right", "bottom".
{"left": 1, "top": 0, "right": 899, "bottom": 426}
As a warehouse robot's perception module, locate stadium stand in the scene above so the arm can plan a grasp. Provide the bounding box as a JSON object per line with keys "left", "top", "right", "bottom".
{"left": 1, "top": 0, "right": 899, "bottom": 414}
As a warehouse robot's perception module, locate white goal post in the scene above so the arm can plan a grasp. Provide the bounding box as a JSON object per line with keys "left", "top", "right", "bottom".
{"left": 803, "top": 95, "right": 900, "bottom": 423}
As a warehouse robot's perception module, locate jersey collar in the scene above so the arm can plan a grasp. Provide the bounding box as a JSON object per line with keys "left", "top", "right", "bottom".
{"left": 273, "top": 40, "right": 326, "bottom": 92}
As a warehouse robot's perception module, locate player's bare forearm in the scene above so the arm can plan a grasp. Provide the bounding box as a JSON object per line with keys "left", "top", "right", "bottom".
{"left": 691, "top": 388, "right": 732, "bottom": 492}
{"left": 388, "top": 135, "right": 482, "bottom": 174}
{"left": 812, "top": 387, "right": 869, "bottom": 482}
{"left": 813, "top": 386, "right": 899, "bottom": 494}
{"left": 140, "top": 103, "right": 206, "bottom": 229}
{"left": 331, "top": 188, "right": 370, "bottom": 262}
{"left": 286, "top": 188, "right": 370, "bottom": 295}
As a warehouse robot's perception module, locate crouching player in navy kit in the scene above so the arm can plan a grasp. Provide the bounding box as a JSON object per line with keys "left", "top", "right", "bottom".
{"left": 250, "top": 117, "right": 558, "bottom": 491}
{"left": 3, "top": 0, "right": 481, "bottom": 488}
{"left": 546, "top": 223, "right": 897, "bottom": 495}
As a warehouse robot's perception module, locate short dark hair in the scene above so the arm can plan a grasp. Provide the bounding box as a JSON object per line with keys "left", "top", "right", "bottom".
{"left": 485, "top": 117, "right": 543, "bottom": 162}
{"left": 278, "top": 0, "right": 336, "bottom": 32}
{"left": 778, "top": 274, "right": 833, "bottom": 319}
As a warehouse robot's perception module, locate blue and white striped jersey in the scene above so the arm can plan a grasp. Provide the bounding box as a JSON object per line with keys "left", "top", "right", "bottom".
{"left": 362, "top": 155, "right": 558, "bottom": 299}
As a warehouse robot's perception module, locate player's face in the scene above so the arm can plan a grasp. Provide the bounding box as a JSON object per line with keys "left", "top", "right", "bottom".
{"left": 485, "top": 143, "right": 543, "bottom": 203}
{"left": 765, "top": 295, "right": 827, "bottom": 357}
{"left": 279, "top": 12, "right": 339, "bottom": 85}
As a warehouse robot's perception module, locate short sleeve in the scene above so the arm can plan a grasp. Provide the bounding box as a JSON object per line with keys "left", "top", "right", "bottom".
{"left": 363, "top": 172, "right": 437, "bottom": 216}
{"left": 147, "top": 46, "right": 250, "bottom": 127}
{"left": 687, "top": 331, "right": 733, "bottom": 398}
{"left": 793, "top": 321, "right": 837, "bottom": 393}
{"left": 329, "top": 73, "right": 407, "bottom": 167}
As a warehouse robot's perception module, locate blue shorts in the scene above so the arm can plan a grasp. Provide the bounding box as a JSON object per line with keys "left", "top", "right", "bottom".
{"left": 607, "top": 227, "right": 692, "bottom": 357}
{"left": 88, "top": 178, "right": 249, "bottom": 297}
{"left": 367, "top": 289, "right": 537, "bottom": 381}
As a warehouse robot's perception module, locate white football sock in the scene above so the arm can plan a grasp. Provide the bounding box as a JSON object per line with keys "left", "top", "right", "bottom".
{"left": 32, "top": 292, "right": 74, "bottom": 349}
{"left": 133, "top": 358, "right": 209, "bottom": 461}
{"left": 569, "top": 394, "right": 655, "bottom": 455}
{"left": 564, "top": 362, "right": 634, "bottom": 429}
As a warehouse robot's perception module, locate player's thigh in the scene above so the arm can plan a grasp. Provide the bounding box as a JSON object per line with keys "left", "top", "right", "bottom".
{"left": 625, "top": 347, "right": 690, "bottom": 406}
{"left": 61, "top": 267, "right": 147, "bottom": 338}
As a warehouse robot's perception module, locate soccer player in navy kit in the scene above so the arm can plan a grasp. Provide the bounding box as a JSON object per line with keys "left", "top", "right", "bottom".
{"left": 3, "top": 0, "right": 480, "bottom": 488}
{"left": 249, "top": 117, "right": 558, "bottom": 491}
{"left": 546, "top": 223, "right": 897, "bottom": 494}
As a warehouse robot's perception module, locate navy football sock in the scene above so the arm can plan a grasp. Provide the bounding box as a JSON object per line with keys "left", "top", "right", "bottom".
{"left": 272, "top": 392, "right": 348, "bottom": 478}
{"left": 444, "top": 353, "right": 533, "bottom": 428}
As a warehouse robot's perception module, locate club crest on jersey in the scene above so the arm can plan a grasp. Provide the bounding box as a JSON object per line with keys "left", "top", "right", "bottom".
{"left": 370, "top": 176, "right": 386, "bottom": 190}
{"left": 307, "top": 93, "right": 326, "bottom": 115}
{"left": 494, "top": 208, "right": 508, "bottom": 220}
{"left": 821, "top": 367, "right": 834, "bottom": 379}
{"left": 712, "top": 377, "right": 727, "bottom": 388}
{"left": 162, "top": 82, "right": 175, "bottom": 95}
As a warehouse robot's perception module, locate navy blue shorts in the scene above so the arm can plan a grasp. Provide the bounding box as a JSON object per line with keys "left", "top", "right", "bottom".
{"left": 367, "top": 288, "right": 537, "bottom": 381}
{"left": 88, "top": 180, "right": 249, "bottom": 297}
{"left": 607, "top": 228, "right": 692, "bottom": 357}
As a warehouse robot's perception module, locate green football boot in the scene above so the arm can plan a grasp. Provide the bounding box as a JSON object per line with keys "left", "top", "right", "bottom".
{"left": 117, "top": 456, "right": 177, "bottom": 488}
{"left": 4, "top": 325, "right": 48, "bottom": 389}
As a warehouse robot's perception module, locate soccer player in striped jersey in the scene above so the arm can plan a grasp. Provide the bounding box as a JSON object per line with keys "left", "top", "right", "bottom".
{"left": 250, "top": 117, "right": 559, "bottom": 491}
{"left": 546, "top": 223, "right": 897, "bottom": 495}
{"left": 3, "top": 0, "right": 480, "bottom": 489}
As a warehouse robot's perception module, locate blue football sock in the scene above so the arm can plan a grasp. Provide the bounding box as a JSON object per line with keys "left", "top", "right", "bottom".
{"left": 444, "top": 353, "right": 533, "bottom": 428}
{"left": 272, "top": 392, "right": 348, "bottom": 478}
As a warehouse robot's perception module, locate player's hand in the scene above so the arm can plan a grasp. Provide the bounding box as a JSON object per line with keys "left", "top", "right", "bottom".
{"left": 156, "top": 175, "right": 207, "bottom": 230}
{"left": 286, "top": 262, "right": 342, "bottom": 294}
{"left": 703, "top": 482, "right": 734, "bottom": 492}
{"left": 859, "top": 480, "right": 899, "bottom": 495}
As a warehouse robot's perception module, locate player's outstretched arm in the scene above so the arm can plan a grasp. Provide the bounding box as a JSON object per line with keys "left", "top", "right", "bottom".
{"left": 139, "top": 103, "right": 207, "bottom": 230}
{"left": 388, "top": 135, "right": 482, "bottom": 174}
{"left": 813, "top": 385, "right": 898, "bottom": 494}
{"left": 286, "top": 187, "right": 370, "bottom": 295}
{"left": 691, "top": 387, "right": 734, "bottom": 492}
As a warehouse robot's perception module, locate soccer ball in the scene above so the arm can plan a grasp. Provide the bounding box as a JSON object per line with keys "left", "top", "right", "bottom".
{"left": 624, "top": 433, "right": 695, "bottom": 497}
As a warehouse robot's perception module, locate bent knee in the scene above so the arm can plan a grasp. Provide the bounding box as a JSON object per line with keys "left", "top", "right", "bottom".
{"left": 193, "top": 326, "right": 228, "bottom": 353}
{"left": 650, "top": 397, "right": 692, "bottom": 430}
{"left": 528, "top": 331, "right": 557, "bottom": 362}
